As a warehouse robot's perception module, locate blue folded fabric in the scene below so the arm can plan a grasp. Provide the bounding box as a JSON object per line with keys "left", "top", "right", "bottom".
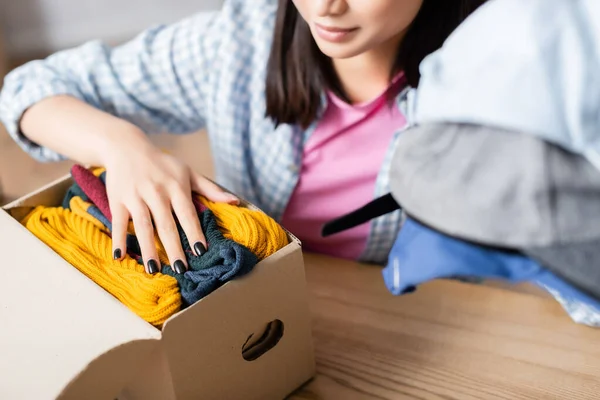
{"left": 383, "top": 217, "right": 600, "bottom": 322}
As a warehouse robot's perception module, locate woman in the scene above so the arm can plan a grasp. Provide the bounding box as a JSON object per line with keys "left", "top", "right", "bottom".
{"left": 0, "top": 0, "right": 487, "bottom": 274}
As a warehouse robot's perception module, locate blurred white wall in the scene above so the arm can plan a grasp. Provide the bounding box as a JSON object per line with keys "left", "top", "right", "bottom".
{"left": 0, "top": 0, "right": 223, "bottom": 56}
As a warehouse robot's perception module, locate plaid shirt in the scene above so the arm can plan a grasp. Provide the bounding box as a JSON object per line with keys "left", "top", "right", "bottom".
{"left": 0, "top": 0, "right": 415, "bottom": 265}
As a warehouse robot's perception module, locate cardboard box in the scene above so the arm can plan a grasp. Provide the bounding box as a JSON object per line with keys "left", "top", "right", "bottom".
{"left": 0, "top": 174, "right": 316, "bottom": 400}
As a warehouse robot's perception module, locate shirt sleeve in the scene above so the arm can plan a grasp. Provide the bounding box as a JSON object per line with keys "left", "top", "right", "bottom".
{"left": 0, "top": 10, "right": 221, "bottom": 162}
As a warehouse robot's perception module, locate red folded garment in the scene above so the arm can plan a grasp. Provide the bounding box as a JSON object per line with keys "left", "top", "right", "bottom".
{"left": 70, "top": 165, "right": 113, "bottom": 222}
{"left": 72, "top": 164, "right": 210, "bottom": 222}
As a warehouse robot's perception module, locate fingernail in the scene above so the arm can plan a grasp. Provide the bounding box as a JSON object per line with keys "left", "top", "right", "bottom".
{"left": 226, "top": 194, "right": 239, "bottom": 203}
{"left": 193, "top": 242, "right": 207, "bottom": 256}
{"left": 113, "top": 248, "right": 122, "bottom": 260}
{"left": 147, "top": 259, "right": 159, "bottom": 274}
{"left": 173, "top": 259, "right": 186, "bottom": 274}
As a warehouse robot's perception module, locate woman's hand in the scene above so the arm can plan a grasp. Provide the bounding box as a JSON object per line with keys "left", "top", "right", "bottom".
{"left": 19, "top": 95, "right": 234, "bottom": 274}
{"left": 103, "top": 136, "right": 239, "bottom": 274}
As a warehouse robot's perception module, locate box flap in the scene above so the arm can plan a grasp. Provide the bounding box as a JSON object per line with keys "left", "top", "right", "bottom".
{"left": 55, "top": 339, "right": 161, "bottom": 400}
{"left": 2, "top": 173, "right": 73, "bottom": 210}
{"left": 0, "top": 209, "right": 161, "bottom": 400}
{"left": 115, "top": 346, "right": 177, "bottom": 400}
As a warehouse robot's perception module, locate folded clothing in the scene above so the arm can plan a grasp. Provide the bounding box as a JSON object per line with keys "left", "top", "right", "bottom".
{"left": 196, "top": 196, "right": 289, "bottom": 260}
{"left": 383, "top": 217, "right": 600, "bottom": 327}
{"left": 388, "top": 122, "right": 600, "bottom": 305}
{"left": 65, "top": 164, "right": 261, "bottom": 307}
{"left": 65, "top": 165, "right": 289, "bottom": 261}
{"left": 19, "top": 203, "right": 182, "bottom": 327}
{"left": 162, "top": 208, "right": 258, "bottom": 307}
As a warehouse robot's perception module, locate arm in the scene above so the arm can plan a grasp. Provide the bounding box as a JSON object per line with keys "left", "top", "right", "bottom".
{"left": 19, "top": 95, "right": 154, "bottom": 167}
{"left": 0, "top": 11, "right": 217, "bottom": 164}
{"left": 0, "top": 10, "right": 234, "bottom": 274}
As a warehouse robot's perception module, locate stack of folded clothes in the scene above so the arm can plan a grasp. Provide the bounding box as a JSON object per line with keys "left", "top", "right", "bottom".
{"left": 386, "top": 123, "right": 600, "bottom": 327}
{"left": 18, "top": 164, "right": 289, "bottom": 327}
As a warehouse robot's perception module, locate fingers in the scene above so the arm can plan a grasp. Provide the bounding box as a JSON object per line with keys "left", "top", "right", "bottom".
{"left": 108, "top": 165, "right": 214, "bottom": 275}
{"left": 191, "top": 173, "right": 239, "bottom": 205}
{"left": 111, "top": 202, "right": 129, "bottom": 261}
{"left": 130, "top": 201, "right": 161, "bottom": 275}
{"left": 171, "top": 189, "right": 207, "bottom": 257}
{"left": 145, "top": 190, "right": 189, "bottom": 275}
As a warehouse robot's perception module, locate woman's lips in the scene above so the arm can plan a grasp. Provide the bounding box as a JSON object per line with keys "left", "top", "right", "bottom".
{"left": 314, "top": 23, "right": 359, "bottom": 43}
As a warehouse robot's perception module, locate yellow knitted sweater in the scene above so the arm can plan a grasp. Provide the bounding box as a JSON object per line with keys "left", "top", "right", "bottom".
{"left": 20, "top": 204, "right": 181, "bottom": 327}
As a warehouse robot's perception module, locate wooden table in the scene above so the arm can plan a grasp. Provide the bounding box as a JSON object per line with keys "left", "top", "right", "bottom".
{"left": 289, "top": 253, "right": 600, "bottom": 399}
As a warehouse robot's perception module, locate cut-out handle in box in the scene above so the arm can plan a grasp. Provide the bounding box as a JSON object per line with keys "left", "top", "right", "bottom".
{"left": 242, "top": 319, "right": 285, "bottom": 361}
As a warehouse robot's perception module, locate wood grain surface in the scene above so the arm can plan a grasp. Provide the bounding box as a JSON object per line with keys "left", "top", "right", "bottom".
{"left": 289, "top": 253, "right": 600, "bottom": 400}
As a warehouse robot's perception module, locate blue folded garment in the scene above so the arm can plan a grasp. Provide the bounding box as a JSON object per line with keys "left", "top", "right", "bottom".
{"left": 383, "top": 217, "right": 600, "bottom": 325}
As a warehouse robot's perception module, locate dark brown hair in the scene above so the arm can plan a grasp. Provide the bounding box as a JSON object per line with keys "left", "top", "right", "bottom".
{"left": 265, "top": 0, "right": 488, "bottom": 129}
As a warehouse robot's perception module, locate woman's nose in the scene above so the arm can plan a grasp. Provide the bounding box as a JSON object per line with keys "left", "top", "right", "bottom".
{"left": 315, "top": 0, "right": 348, "bottom": 17}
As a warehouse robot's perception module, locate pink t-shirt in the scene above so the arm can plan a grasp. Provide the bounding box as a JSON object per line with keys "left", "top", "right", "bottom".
{"left": 280, "top": 73, "right": 407, "bottom": 260}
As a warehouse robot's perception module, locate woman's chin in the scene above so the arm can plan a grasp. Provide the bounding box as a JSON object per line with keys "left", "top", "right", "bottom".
{"left": 313, "top": 40, "right": 369, "bottom": 60}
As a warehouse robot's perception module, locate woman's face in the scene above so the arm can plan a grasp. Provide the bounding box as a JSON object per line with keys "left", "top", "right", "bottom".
{"left": 293, "top": 0, "right": 424, "bottom": 59}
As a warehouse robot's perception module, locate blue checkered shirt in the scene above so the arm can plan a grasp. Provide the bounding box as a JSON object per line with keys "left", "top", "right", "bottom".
{"left": 0, "top": 0, "right": 414, "bottom": 265}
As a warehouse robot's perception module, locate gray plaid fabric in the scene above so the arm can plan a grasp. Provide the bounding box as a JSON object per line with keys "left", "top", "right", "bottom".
{"left": 389, "top": 123, "right": 600, "bottom": 326}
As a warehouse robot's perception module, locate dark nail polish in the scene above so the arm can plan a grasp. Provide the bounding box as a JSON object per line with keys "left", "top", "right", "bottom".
{"left": 147, "top": 259, "right": 159, "bottom": 274}
{"left": 173, "top": 259, "right": 186, "bottom": 274}
{"left": 113, "top": 248, "right": 122, "bottom": 260}
{"left": 193, "top": 242, "right": 207, "bottom": 256}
